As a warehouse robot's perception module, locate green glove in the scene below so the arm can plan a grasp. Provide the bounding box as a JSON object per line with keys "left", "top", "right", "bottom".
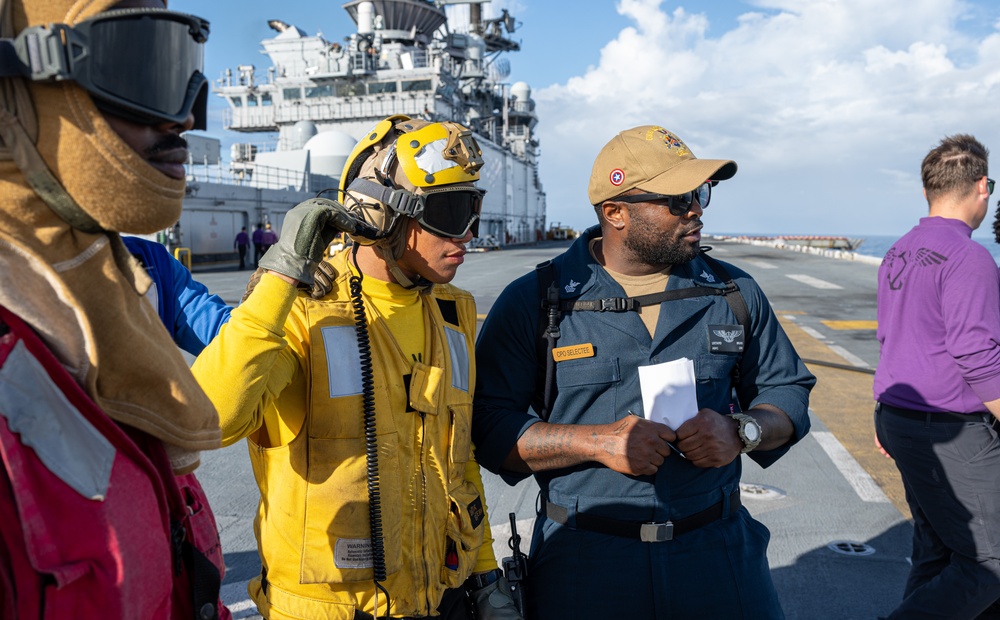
{"left": 471, "top": 576, "right": 524, "bottom": 620}
{"left": 258, "top": 198, "right": 358, "bottom": 285}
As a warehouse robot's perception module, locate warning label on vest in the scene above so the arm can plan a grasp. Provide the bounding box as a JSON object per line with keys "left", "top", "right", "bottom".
{"left": 335, "top": 538, "right": 374, "bottom": 569}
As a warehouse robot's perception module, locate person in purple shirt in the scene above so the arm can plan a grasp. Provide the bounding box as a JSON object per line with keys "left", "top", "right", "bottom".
{"left": 874, "top": 134, "right": 1000, "bottom": 619}
{"left": 252, "top": 223, "right": 264, "bottom": 267}
{"left": 234, "top": 226, "right": 250, "bottom": 270}
{"left": 260, "top": 222, "right": 278, "bottom": 256}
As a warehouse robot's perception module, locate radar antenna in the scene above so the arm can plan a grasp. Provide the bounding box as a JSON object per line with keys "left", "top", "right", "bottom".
{"left": 490, "top": 58, "right": 511, "bottom": 81}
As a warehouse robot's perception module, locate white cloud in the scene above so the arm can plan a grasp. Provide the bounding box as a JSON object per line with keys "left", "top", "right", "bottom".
{"left": 535, "top": 0, "right": 1000, "bottom": 236}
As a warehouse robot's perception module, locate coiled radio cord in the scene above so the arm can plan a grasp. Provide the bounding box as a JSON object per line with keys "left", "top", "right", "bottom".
{"left": 349, "top": 247, "right": 390, "bottom": 617}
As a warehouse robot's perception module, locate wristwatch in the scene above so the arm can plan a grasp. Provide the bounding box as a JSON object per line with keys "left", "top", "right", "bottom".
{"left": 730, "top": 413, "right": 762, "bottom": 453}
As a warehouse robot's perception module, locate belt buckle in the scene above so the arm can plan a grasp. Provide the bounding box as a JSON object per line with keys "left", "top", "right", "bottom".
{"left": 640, "top": 521, "right": 674, "bottom": 543}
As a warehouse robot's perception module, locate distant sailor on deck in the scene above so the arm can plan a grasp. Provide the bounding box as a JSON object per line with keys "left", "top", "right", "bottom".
{"left": 235, "top": 226, "right": 250, "bottom": 270}
{"left": 253, "top": 223, "right": 265, "bottom": 266}
{"left": 875, "top": 134, "right": 1000, "bottom": 619}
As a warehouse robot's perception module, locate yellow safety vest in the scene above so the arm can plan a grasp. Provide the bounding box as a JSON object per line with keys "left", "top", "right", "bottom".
{"left": 248, "top": 252, "right": 485, "bottom": 619}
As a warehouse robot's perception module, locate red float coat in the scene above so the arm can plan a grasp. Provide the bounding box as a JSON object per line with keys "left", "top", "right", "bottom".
{"left": 0, "top": 306, "right": 230, "bottom": 620}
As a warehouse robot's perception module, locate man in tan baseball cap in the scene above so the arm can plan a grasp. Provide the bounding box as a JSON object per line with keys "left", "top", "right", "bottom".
{"left": 471, "top": 125, "right": 814, "bottom": 618}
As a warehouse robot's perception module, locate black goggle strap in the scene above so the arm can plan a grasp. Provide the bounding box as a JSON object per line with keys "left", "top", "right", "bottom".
{"left": 0, "top": 24, "right": 76, "bottom": 81}
{"left": 347, "top": 177, "right": 424, "bottom": 218}
{"left": 0, "top": 39, "right": 17, "bottom": 76}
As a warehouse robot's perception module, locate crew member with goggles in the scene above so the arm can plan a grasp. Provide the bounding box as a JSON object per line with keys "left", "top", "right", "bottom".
{"left": 0, "top": 2, "right": 230, "bottom": 619}
{"left": 191, "top": 115, "right": 522, "bottom": 620}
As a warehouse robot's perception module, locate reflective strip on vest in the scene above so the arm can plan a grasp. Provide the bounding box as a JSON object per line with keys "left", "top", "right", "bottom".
{"left": 321, "top": 325, "right": 363, "bottom": 397}
{"left": 444, "top": 325, "right": 469, "bottom": 392}
{"left": 0, "top": 340, "right": 115, "bottom": 500}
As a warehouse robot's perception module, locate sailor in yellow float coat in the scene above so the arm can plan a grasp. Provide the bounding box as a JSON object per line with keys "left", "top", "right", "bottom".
{"left": 192, "top": 116, "right": 520, "bottom": 620}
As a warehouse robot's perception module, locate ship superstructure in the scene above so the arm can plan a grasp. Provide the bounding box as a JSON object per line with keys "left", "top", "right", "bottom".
{"left": 187, "top": 0, "right": 544, "bottom": 261}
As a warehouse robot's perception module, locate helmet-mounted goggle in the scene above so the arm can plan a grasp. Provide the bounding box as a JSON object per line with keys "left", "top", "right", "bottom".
{"left": 0, "top": 9, "right": 210, "bottom": 129}
{"left": 347, "top": 177, "right": 485, "bottom": 239}
{"left": 339, "top": 116, "right": 487, "bottom": 241}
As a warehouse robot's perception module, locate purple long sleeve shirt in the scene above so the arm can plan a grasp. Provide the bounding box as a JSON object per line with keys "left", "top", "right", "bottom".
{"left": 874, "top": 216, "right": 1000, "bottom": 413}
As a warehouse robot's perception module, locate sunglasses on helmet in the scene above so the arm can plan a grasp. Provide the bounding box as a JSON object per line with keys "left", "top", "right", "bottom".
{"left": 0, "top": 9, "right": 210, "bottom": 129}
{"left": 614, "top": 182, "right": 712, "bottom": 216}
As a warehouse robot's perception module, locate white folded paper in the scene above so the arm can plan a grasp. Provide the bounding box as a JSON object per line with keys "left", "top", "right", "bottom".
{"left": 637, "top": 358, "right": 699, "bottom": 429}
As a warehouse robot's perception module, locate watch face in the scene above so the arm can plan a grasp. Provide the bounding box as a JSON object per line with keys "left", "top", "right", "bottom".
{"left": 745, "top": 420, "right": 761, "bottom": 442}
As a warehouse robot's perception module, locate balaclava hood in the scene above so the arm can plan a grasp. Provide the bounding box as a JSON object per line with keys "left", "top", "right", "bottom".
{"left": 0, "top": 0, "right": 220, "bottom": 471}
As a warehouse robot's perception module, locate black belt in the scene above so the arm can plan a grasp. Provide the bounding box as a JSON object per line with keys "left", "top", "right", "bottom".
{"left": 879, "top": 403, "right": 997, "bottom": 426}
{"left": 544, "top": 490, "right": 741, "bottom": 543}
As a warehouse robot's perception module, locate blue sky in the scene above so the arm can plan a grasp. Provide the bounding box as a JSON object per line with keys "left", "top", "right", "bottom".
{"left": 171, "top": 0, "right": 1000, "bottom": 237}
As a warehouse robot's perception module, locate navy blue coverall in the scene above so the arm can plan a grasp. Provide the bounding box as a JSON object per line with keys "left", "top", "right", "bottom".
{"left": 472, "top": 226, "right": 815, "bottom": 619}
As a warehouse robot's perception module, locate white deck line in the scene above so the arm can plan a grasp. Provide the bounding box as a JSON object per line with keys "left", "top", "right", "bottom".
{"left": 786, "top": 274, "right": 844, "bottom": 290}
{"left": 798, "top": 325, "right": 826, "bottom": 341}
{"left": 828, "top": 344, "right": 871, "bottom": 368}
{"left": 812, "top": 431, "right": 889, "bottom": 503}
{"left": 221, "top": 581, "right": 260, "bottom": 619}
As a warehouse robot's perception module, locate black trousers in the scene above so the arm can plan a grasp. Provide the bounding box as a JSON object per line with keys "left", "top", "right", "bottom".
{"left": 876, "top": 403, "right": 1000, "bottom": 619}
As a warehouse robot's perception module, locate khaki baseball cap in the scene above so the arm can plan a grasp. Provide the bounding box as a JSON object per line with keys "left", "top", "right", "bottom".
{"left": 588, "top": 126, "right": 738, "bottom": 205}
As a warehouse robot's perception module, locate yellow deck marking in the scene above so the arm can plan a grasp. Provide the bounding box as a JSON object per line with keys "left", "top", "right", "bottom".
{"left": 822, "top": 320, "right": 878, "bottom": 330}
{"left": 779, "top": 317, "right": 907, "bottom": 519}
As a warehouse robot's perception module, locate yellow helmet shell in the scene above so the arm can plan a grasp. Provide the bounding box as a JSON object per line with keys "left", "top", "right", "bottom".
{"left": 338, "top": 114, "right": 410, "bottom": 199}
{"left": 395, "top": 121, "right": 484, "bottom": 188}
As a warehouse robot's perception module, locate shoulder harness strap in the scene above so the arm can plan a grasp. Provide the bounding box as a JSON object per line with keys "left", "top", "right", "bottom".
{"left": 533, "top": 249, "right": 753, "bottom": 420}
{"left": 534, "top": 260, "right": 560, "bottom": 421}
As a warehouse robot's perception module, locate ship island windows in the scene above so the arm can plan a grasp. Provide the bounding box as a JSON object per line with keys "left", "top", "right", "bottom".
{"left": 368, "top": 82, "right": 397, "bottom": 95}
{"left": 339, "top": 82, "right": 366, "bottom": 97}
{"left": 305, "top": 85, "right": 334, "bottom": 99}
{"left": 402, "top": 79, "right": 432, "bottom": 92}
{"left": 229, "top": 93, "right": 274, "bottom": 108}
{"left": 274, "top": 80, "right": 430, "bottom": 105}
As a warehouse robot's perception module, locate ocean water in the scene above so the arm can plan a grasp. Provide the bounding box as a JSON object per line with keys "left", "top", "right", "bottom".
{"left": 846, "top": 234, "right": 1000, "bottom": 264}
{"left": 715, "top": 232, "right": 1000, "bottom": 265}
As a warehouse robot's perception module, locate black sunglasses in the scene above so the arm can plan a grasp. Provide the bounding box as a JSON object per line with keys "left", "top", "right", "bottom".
{"left": 614, "top": 182, "right": 711, "bottom": 216}
{"left": 988, "top": 178, "right": 995, "bottom": 196}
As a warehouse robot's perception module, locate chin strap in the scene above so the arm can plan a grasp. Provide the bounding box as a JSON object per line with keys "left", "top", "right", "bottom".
{"left": 376, "top": 244, "right": 432, "bottom": 291}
